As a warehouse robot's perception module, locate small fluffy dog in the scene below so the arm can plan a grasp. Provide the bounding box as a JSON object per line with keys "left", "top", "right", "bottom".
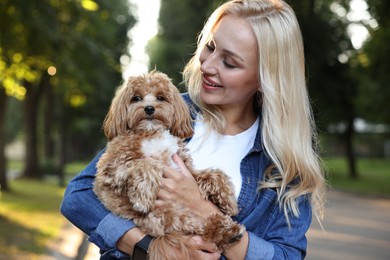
{"left": 93, "top": 70, "right": 244, "bottom": 260}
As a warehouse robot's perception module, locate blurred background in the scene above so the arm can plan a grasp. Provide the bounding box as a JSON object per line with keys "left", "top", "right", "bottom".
{"left": 0, "top": 0, "right": 389, "bottom": 259}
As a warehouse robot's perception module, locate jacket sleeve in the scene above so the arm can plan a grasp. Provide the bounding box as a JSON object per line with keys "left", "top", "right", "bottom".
{"left": 60, "top": 148, "right": 136, "bottom": 257}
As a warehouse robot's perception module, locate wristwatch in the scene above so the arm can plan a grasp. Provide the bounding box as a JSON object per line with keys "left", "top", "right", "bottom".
{"left": 132, "top": 235, "right": 154, "bottom": 260}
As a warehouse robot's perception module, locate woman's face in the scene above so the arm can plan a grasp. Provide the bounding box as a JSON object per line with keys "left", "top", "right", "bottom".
{"left": 199, "top": 15, "right": 259, "bottom": 110}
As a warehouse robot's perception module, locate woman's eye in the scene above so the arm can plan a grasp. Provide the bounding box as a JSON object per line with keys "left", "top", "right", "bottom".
{"left": 131, "top": 96, "right": 142, "bottom": 102}
{"left": 157, "top": 96, "right": 165, "bottom": 101}
{"left": 223, "top": 60, "right": 237, "bottom": 69}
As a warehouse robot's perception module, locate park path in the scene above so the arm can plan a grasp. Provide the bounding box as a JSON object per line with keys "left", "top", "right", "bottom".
{"left": 49, "top": 189, "right": 390, "bottom": 259}
{"left": 46, "top": 223, "right": 100, "bottom": 260}
{"left": 306, "top": 190, "right": 390, "bottom": 260}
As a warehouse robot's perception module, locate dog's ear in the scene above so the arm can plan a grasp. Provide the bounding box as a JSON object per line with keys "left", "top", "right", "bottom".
{"left": 170, "top": 84, "right": 194, "bottom": 139}
{"left": 103, "top": 83, "right": 130, "bottom": 140}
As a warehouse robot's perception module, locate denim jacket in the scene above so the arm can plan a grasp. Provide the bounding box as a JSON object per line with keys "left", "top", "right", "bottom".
{"left": 60, "top": 93, "right": 312, "bottom": 259}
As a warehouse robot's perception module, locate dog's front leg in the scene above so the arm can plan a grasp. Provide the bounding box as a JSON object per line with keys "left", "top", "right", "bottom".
{"left": 202, "top": 212, "right": 245, "bottom": 252}
{"left": 126, "top": 159, "right": 163, "bottom": 214}
{"left": 195, "top": 169, "right": 238, "bottom": 216}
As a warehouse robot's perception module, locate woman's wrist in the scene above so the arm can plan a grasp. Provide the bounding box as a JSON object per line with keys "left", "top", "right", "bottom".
{"left": 116, "top": 227, "right": 146, "bottom": 254}
{"left": 132, "top": 234, "right": 154, "bottom": 260}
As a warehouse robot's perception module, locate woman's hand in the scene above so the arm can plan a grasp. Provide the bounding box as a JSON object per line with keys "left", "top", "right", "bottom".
{"left": 163, "top": 235, "right": 221, "bottom": 260}
{"left": 155, "top": 154, "right": 220, "bottom": 219}
{"left": 117, "top": 229, "right": 221, "bottom": 259}
{"left": 187, "top": 235, "right": 221, "bottom": 260}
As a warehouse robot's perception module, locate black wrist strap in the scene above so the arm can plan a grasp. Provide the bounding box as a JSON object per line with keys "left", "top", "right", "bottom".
{"left": 132, "top": 235, "right": 153, "bottom": 260}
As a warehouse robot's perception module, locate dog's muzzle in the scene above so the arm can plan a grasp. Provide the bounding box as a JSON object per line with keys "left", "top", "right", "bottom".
{"left": 144, "top": 106, "right": 155, "bottom": 116}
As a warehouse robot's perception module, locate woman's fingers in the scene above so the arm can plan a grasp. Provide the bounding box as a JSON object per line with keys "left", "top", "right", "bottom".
{"left": 190, "top": 236, "right": 221, "bottom": 260}
{"left": 193, "top": 250, "right": 221, "bottom": 260}
{"left": 191, "top": 236, "right": 219, "bottom": 252}
{"left": 172, "top": 154, "right": 193, "bottom": 177}
{"left": 154, "top": 154, "right": 209, "bottom": 215}
{"left": 161, "top": 154, "right": 193, "bottom": 180}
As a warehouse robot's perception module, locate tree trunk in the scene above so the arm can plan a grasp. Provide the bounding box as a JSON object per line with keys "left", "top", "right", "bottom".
{"left": 22, "top": 77, "right": 45, "bottom": 179}
{"left": 58, "top": 100, "right": 66, "bottom": 187}
{"left": 345, "top": 113, "right": 358, "bottom": 179}
{"left": 75, "top": 234, "right": 90, "bottom": 260}
{"left": 0, "top": 86, "right": 9, "bottom": 191}
{"left": 43, "top": 77, "right": 55, "bottom": 161}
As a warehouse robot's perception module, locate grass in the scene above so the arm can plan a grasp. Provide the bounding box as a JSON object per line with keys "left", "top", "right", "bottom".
{"left": 0, "top": 161, "right": 87, "bottom": 259}
{"left": 323, "top": 157, "right": 390, "bottom": 197}
{"left": 0, "top": 179, "right": 66, "bottom": 259}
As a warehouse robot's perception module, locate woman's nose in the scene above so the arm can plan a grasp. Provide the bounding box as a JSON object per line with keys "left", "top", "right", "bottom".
{"left": 200, "top": 53, "right": 217, "bottom": 75}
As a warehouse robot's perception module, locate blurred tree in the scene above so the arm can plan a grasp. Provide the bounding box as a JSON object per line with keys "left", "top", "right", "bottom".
{"left": 0, "top": 87, "right": 7, "bottom": 190}
{"left": 356, "top": 0, "right": 390, "bottom": 125}
{"left": 0, "top": 0, "right": 135, "bottom": 184}
{"left": 147, "top": 0, "right": 222, "bottom": 88}
{"left": 49, "top": 0, "right": 135, "bottom": 185}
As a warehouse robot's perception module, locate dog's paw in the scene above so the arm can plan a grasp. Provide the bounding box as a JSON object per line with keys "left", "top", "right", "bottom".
{"left": 196, "top": 169, "right": 238, "bottom": 216}
{"left": 202, "top": 213, "right": 245, "bottom": 252}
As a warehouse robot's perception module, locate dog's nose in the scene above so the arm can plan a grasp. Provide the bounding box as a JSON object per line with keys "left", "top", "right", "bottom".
{"left": 144, "top": 106, "right": 155, "bottom": 115}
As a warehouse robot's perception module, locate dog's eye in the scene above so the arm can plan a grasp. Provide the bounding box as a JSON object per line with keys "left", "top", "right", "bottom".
{"left": 156, "top": 96, "right": 165, "bottom": 102}
{"left": 132, "top": 96, "right": 142, "bottom": 102}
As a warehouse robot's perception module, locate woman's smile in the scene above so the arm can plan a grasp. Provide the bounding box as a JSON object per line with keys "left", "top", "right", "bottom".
{"left": 202, "top": 76, "right": 223, "bottom": 90}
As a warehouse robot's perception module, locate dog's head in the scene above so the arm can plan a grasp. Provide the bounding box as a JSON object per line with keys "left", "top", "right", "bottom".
{"left": 103, "top": 70, "right": 194, "bottom": 140}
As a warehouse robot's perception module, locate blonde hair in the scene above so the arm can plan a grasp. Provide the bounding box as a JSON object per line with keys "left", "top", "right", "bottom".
{"left": 183, "top": 0, "right": 326, "bottom": 223}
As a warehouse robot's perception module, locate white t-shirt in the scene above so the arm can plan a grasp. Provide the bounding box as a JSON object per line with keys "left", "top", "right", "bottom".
{"left": 186, "top": 116, "right": 259, "bottom": 198}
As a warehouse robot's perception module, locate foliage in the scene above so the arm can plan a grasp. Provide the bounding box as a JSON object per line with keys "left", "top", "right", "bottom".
{"left": 356, "top": 0, "right": 390, "bottom": 124}
{"left": 0, "top": 0, "right": 136, "bottom": 119}
{"left": 147, "top": 0, "right": 223, "bottom": 87}
{"left": 0, "top": 0, "right": 136, "bottom": 182}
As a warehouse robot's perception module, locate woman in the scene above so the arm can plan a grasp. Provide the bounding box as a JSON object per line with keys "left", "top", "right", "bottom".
{"left": 61, "top": 0, "right": 327, "bottom": 259}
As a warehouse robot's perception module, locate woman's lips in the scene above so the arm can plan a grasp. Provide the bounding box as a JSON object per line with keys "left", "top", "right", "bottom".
{"left": 202, "top": 77, "right": 222, "bottom": 90}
